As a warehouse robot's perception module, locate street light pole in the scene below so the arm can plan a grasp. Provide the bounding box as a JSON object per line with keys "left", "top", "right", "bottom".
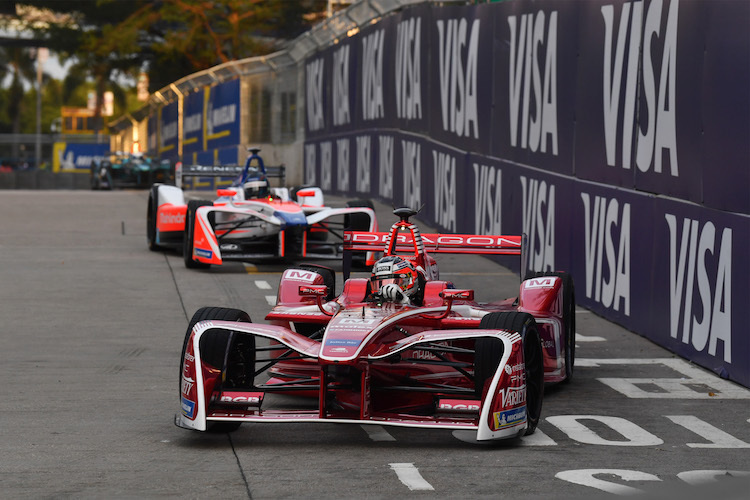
{"left": 35, "top": 47, "right": 48, "bottom": 169}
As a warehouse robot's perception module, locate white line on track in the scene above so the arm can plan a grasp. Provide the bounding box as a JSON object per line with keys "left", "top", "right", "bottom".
{"left": 265, "top": 296, "right": 276, "bottom": 306}
{"left": 255, "top": 280, "right": 272, "bottom": 290}
{"left": 389, "top": 463, "right": 435, "bottom": 491}
{"left": 361, "top": 424, "right": 396, "bottom": 442}
{"left": 576, "top": 334, "right": 606, "bottom": 342}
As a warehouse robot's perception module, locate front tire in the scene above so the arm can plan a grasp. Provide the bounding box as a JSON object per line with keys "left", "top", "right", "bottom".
{"left": 183, "top": 200, "right": 213, "bottom": 269}
{"left": 181, "top": 307, "right": 254, "bottom": 433}
{"left": 476, "top": 312, "right": 544, "bottom": 436}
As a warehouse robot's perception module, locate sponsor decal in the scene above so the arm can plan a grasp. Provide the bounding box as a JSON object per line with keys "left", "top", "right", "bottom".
{"left": 395, "top": 17, "right": 422, "bottom": 120}
{"left": 332, "top": 45, "right": 351, "bottom": 127}
{"left": 432, "top": 150, "right": 456, "bottom": 231}
{"left": 361, "top": 29, "right": 385, "bottom": 121}
{"left": 337, "top": 138, "right": 350, "bottom": 191}
{"left": 581, "top": 193, "right": 631, "bottom": 314}
{"left": 521, "top": 176, "right": 555, "bottom": 275}
{"left": 330, "top": 347, "right": 349, "bottom": 353}
{"left": 508, "top": 10, "right": 559, "bottom": 155}
{"left": 505, "top": 365, "right": 513, "bottom": 375}
{"left": 181, "top": 397, "right": 196, "bottom": 419}
{"left": 493, "top": 406, "right": 526, "bottom": 430}
{"left": 320, "top": 141, "right": 332, "bottom": 191}
{"left": 327, "top": 338, "right": 361, "bottom": 346}
{"left": 402, "top": 140, "right": 421, "bottom": 209}
{"left": 159, "top": 212, "right": 185, "bottom": 225}
{"left": 378, "top": 136, "right": 394, "bottom": 198}
{"left": 195, "top": 248, "right": 213, "bottom": 259}
{"left": 500, "top": 386, "right": 527, "bottom": 408}
{"left": 219, "top": 391, "right": 264, "bottom": 404}
{"left": 473, "top": 163, "right": 502, "bottom": 236}
{"left": 665, "top": 214, "right": 732, "bottom": 362}
{"left": 304, "top": 144, "right": 316, "bottom": 185}
{"left": 306, "top": 57, "right": 325, "bottom": 132}
{"left": 438, "top": 399, "right": 480, "bottom": 412}
{"left": 436, "top": 17, "right": 480, "bottom": 138}
{"left": 525, "top": 277, "right": 556, "bottom": 289}
{"left": 284, "top": 270, "right": 318, "bottom": 283}
{"left": 181, "top": 378, "right": 194, "bottom": 396}
{"left": 601, "top": 0, "right": 679, "bottom": 175}
{"left": 356, "top": 135, "right": 371, "bottom": 193}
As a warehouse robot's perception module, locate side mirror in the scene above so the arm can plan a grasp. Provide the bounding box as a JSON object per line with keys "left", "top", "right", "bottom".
{"left": 299, "top": 285, "right": 328, "bottom": 297}
{"left": 299, "top": 285, "right": 333, "bottom": 316}
{"left": 440, "top": 289, "right": 474, "bottom": 301}
{"left": 217, "top": 188, "right": 237, "bottom": 198}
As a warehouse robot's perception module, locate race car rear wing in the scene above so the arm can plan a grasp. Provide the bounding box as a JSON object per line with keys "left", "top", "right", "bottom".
{"left": 175, "top": 163, "right": 286, "bottom": 188}
{"left": 342, "top": 230, "right": 529, "bottom": 279}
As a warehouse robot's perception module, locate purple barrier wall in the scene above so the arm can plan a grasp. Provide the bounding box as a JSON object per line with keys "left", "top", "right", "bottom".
{"left": 302, "top": 0, "right": 750, "bottom": 387}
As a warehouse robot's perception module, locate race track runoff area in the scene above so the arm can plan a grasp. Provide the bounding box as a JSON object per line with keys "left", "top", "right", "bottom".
{"left": 1, "top": 190, "right": 748, "bottom": 498}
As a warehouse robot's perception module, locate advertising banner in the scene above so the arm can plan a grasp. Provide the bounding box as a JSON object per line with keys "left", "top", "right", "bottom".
{"left": 53, "top": 142, "right": 109, "bottom": 172}
{"left": 354, "top": 19, "right": 392, "bottom": 131}
{"left": 159, "top": 101, "right": 179, "bottom": 159}
{"left": 305, "top": 49, "right": 330, "bottom": 138}
{"left": 390, "top": 5, "right": 430, "bottom": 135}
{"left": 650, "top": 199, "right": 749, "bottom": 386}
{"left": 183, "top": 90, "right": 204, "bottom": 156}
{"left": 328, "top": 37, "right": 358, "bottom": 137}
{"left": 427, "top": 4, "right": 494, "bottom": 156}
{"left": 490, "top": 0, "right": 579, "bottom": 175}
{"left": 205, "top": 78, "right": 240, "bottom": 150}
{"left": 700, "top": 0, "right": 750, "bottom": 214}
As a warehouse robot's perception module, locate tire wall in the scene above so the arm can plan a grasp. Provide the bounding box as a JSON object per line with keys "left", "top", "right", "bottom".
{"left": 302, "top": 1, "right": 750, "bottom": 387}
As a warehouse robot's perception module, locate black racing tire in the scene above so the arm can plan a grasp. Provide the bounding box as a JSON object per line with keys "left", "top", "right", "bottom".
{"left": 345, "top": 199, "right": 375, "bottom": 268}
{"left": 181, "top": 306, "right": 254, "bottom": 433}
{"left": 104, "top": 169, "right": 114, "bottom": 190}
{"left": 90, "top": 164, "right": 99, "bottom": 190}
{"left": 147, "top": 185, "right": 161, "bottom": 251}
{"left": 476, "top": 312, "right": 544, "bottom": 436}
{"left": 183, "top": 200, "right": 213, "bottom": 269}
{"left": 527, "top": 271, "right": 576, "bottom": 382}
{"left": 297, "top": 264, "right": 336, "bottom": 301}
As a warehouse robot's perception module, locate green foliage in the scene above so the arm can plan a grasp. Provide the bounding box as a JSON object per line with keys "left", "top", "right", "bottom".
{"left": 1, "top": 0, "right": 326, "bottom": 132}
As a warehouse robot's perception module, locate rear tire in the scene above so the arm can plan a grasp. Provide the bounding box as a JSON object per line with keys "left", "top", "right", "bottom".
{"left": 345, "top": 199, "right": 375, "bottom": 268}
{"left": 476, "top": 312, "right": 544, "bottom": 436}
{"left": 147, "top": 185, "right": 161, "bottom": 251}
{"left": 181, "top": 307, "right": 254, "bottom": 433}
{"left": 527, "top": 271, "right": 576, "bottom": 382}
{"left": 183, "top": 200, "right": 213, "bottom": 269}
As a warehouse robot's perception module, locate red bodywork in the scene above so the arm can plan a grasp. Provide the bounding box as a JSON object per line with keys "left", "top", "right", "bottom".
{"left": 176, "top": 212, "right": 573, "bottom": 440}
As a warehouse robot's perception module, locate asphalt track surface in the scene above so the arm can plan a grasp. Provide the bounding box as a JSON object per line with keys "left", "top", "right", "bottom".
{"left": 1, "top": 190, "right": 749, "bottom": 499}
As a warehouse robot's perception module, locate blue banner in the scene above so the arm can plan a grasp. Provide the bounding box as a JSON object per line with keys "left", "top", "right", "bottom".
{"left": 205, "top": 79, "right": 240, "bottom": 150}
{"left": 159, "top": 101, "right": 179, "bottom": 160}
{"left": 183, "top": 90, "right": 204, "bottom": 156}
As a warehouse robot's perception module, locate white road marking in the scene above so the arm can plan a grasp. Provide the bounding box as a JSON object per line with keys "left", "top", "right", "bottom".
{"left": 265, "top": 295, "right": 276, "bottom": 306}
{"left": 677, "top": 470, "right": 750, "bottom": 485}
{"left": 389, "top": 463, "right": 435, "bottom": 491}
{"left": 665, "top": 416, "right": 750, "bottom": 448}
{"left": 255, "top": 280, "right": 271, "bottom": 290}
{"left": 556, "top": 469, "right": 661, "bottom": 495}
{"left": 546, "top": 415, "right": 663, "bottom": 446}
{"left": 576, "top": 334, "right": 606, "bottom": 342}
{"left": 577, "top": 358, "right": 750, "bottom": 399}
{"left": 361, "top": 424, "right": 396, "bottom": 442}
{"left": 520, "top": 428, "right": 557, "bottom": 446}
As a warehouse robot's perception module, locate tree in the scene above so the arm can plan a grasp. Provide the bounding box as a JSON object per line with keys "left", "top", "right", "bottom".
{"left": 1, "top": 46, "right": 36, "bottom": 157}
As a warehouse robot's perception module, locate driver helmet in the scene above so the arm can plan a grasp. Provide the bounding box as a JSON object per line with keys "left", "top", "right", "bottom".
{"left": 243, "top": 179, "right": 269, "bottom": 199}
{"left": 370, "top": 256, "right": 420, "bottom": 299}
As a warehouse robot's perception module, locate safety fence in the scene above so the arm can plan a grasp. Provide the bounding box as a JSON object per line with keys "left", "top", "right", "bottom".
{"left": 301, "top": 0, "right": 750, "bottom": 387}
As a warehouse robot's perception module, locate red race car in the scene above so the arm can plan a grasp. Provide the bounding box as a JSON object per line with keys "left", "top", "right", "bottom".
{"left": 176, "top": 208, "right": 575, "bottom": 441}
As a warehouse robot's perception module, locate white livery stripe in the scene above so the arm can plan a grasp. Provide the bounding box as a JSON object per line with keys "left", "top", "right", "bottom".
{"left": 389, "top": 463, "right": 435, "bottom": 491}
{"left": 361, "top": 424, "right": 396, "bottom": 442}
